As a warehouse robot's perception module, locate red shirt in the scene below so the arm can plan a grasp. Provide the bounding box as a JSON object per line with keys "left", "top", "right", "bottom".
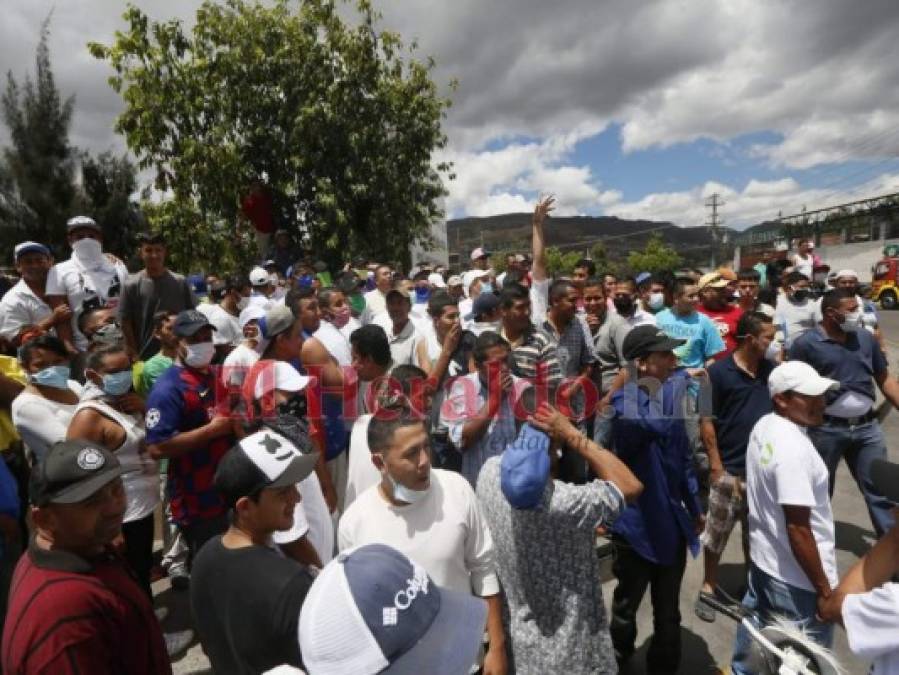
{"left": 697, "top": 304, "right": 744, "bottom": 355}
{"left": 2, "top": 541, "right": 170, "bottom": 675}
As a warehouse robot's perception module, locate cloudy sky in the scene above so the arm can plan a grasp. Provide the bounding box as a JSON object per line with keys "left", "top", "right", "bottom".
{"left": 3, "top": 0, "right": 899, "bottom": 228}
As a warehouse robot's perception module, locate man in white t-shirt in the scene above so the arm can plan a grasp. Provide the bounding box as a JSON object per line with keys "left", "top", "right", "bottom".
{"left": 246, "top": 267, "right": 276, "bottom": 310}
{"left": 0, "top": 242, "right": 67, "bottom": 347}
{"left": 820, "top": 458, "right": 899, "bottom": 675}
{"left": 731, "top": 360, "right": 840, "bottom": 675}
{"left": 200, "top": 276, "right": 251, "bottom": 357}
{"left": 338, "top": 413, "right": 507, "bottom": 675}
{"left": 361, "top": 264, "right": 392, "bottom": 324}
{"left": 46, "top": 216, "right": 129, "bottom": 354}
{"left": 372, "top": 286, "right": 430, "bottom": 371}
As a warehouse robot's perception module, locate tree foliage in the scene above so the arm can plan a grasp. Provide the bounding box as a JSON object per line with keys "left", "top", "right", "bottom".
{"left": 626, "top": 234, "right": 683, "bottom": 274}
{"left": 1, "top": 18, "right": 77, "bottom": 259}
{"left": 76, "top": 151, "right": 143, "bottom": 262}
{"left": 90, "top": 0, "right": 453, "bottom": 271}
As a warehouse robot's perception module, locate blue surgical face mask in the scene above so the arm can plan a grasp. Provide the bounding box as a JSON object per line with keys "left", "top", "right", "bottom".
{"left": 648, "top": 292, "right": 666, "bottom": 312}
{"left": 480, "top": 282, "right": 494, "bottom": 295}
{"left": 30, "top": 365, "right": 71, "bottom": 390}
{"left": 101, "top": 370, "right": 133, "bottom": 396}
{"left": 414, "top": 286, "right": 431, "bottom": 303}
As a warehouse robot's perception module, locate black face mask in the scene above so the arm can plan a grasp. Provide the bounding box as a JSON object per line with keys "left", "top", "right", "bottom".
{"left": 276, "top": 394, "right": 308, "bottom": 421}
{"left": 262, "top": 411, "right": 314, "bottom": 454}
{"left": 792, "top": 289, "right": 810, "bottom": 302}
{"left": 613, "top": 297, "right": 634, "bottom": 315}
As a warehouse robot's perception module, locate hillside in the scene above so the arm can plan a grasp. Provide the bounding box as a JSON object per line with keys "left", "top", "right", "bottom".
{"left": 446, "top": 213, "right": 736, "bottom": 266}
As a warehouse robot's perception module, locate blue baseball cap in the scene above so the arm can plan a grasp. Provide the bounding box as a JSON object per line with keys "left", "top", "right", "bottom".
{"left": 635, "top": 271, "right": 652, "bottom": 286}
{"left": 14, "top": 241, "right": 51, "bottom": 262}
{"left": 500, "top": 423, "right": 551, "bottom": 509}
{"left": 299, "top": 543, "right": 488, "bottom": 675}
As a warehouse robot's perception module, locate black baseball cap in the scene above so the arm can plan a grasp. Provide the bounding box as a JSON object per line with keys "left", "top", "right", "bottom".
{"left": 173, "top": 309, "right": 217, "bottom": 338}
{"left": 214, "top": 429, "right": 318, "bottom": 507}
{"left": 622, "top": 324, "right": 685, "bottom": 361}
{"left": 871, "top": 459, "right": 899, "bottom": 504}
{"left": 468, "top": 292, "right": 500, "bottom": 321}
{"left": 30, "top": 440, "right": 127, "bottom": 507}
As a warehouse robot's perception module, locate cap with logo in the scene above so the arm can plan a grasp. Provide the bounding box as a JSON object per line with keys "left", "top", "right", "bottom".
{"left": 213, "top": 429, "right": 318, "bottom": 507}
{"left": 501, "top": 424, "right": 550, "bottom": 509}
{"left": 446, "top": 275, "right": 463, "bottom": 288}
{"left": 249, "top": 267, "right": 270, "bottom": 287}
{"left": 622, "top": 324, "right": 686, "bottom": 361}
{"left": 173, "top": 309, "right": 217, "bottom": 338}
{"left": 469, "top": 247, "right": 490, "bottom": 261}
{"left": 259, "top": 305, "right": 296, "bottom": 340}
{"left": 14, "top": 241, "right": 51, "bottom": 262}
{"left": 66, "top": 215, "right": 101, "bottom": 233}
{"left": 427, "top": 272, "right": 446, "bottom": 289}
{"left": 767, "top": 361, "right": 839, "bottom": 397}
{"left": 30, "top": 439, "right": 127, "bottom": 507}
{"left": 298, "top": 543, "right": 488, "bottom": 675}
{"left": 698, "top": 272, "right": 729, "bottom": 290}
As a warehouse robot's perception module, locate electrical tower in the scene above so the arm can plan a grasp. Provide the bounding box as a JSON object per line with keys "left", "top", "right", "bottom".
{"left": 705, "top": 193, "right": 725, "bottom": 268}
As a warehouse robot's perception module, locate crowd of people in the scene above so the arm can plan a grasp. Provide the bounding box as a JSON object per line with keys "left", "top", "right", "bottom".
{"left": 0, "top": 201, "right": 896, "bottom": 675}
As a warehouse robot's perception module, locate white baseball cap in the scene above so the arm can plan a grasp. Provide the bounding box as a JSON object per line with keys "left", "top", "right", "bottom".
{"left": 768, "top": 361, "right": 839, "bottom": 397}
{"left": 299, "top": 544, "right": 487, "bottom": 675}
{"left": 834, "top": 269, "right": 858, "bottom": 281}
{"left": 446, "top": 275, "right": 463, "bottom": 287}
{"left": 427, "top": 272, "right": 446, "bottom": 288}
{"left": 249, "top": 267, "right": 270, "bottom": 286}
{"left": 239, "top": 304, "right": 267, "bottom": 328}
{"left": 253, "top": 361, "right": 310, "bottom": 399}
{"left": 469, "top": 246, "right": 490, "bottom": 261}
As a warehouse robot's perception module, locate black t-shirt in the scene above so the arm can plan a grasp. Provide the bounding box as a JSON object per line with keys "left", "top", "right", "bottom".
{"left": 707, "top": 354, "right": 774, "bottom": 477}
{"left": 190, "top": 536, "right": 314, "bottom": 674}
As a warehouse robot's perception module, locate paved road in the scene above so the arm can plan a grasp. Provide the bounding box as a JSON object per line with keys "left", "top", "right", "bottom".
{"left": 164, "top": 310, "right": 899, "bottom": 674}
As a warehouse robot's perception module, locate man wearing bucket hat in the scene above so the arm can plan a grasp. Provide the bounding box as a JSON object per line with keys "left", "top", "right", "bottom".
{"left": 820, "top": 458, "right": 899, "bottom": 674}
{"left": 299, "top": 543, "right": 488, "bottom": 675}
{"left": 2, "top": 440, "right": 169, "bottom": 674}
{"left": 475, "top": 405, "right": 641, "bottom": 673}
{"left": 731, "top": 361, "right": 841, "bottom": 673}
{"left": 191, "top": 429, "right": 317, "bottom": 674}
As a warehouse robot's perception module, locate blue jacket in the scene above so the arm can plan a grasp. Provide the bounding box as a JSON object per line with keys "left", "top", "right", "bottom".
{"left": 610, "top": 370, "right": 701, "bottom": 565}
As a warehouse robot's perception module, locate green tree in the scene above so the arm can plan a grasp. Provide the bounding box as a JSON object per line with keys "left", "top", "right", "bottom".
{"left": 626, "top": 234, "right": 682, "bottom": 274}
{"left": 76, "top": 151, "right": 142, "bottom": 262}
{"left": 1, "top": 18, "right": 77, "bottom": 259}
{"left": 545, "top": 247, "right": 583, "bottom": 277}
{"left": 89, "top": 0, "right": 453, "bottom": 272}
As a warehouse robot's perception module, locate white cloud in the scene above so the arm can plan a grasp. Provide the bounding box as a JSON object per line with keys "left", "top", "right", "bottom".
{"left": 606, "top": 172, "right": 899, "bottom": 229}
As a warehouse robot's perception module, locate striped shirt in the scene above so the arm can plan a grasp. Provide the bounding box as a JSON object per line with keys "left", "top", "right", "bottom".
{"left": 2, "top": 541, "right": 170, "bottom": 675}
{"left": 502, "top": 326, "right": 563, "bottom": 391}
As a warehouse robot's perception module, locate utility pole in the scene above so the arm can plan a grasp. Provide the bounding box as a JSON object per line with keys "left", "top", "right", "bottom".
{"left": 705, "top": 193, "right": 724, "bottom": 268}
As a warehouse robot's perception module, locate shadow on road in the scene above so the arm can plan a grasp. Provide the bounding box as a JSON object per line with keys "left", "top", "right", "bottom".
{"left": 835, "top": 519, "right": 876, "bottom": 558}
{"left": 619, "top": 627, "right": 721, "bottom": 674}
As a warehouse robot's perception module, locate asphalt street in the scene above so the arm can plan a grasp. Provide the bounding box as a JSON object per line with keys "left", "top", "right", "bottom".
{"left": 165, "top": 309, "right": 899, "bottom": 675}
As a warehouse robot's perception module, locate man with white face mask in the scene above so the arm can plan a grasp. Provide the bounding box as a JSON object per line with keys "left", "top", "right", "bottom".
{"left": 145, "top": 309, "right": 236, "bottom": 563}
{"left": 338, "top": 413, "right": 508, "bottom": 675}
{"left": 790, "top": 288, "right": 899, "bottom": 537}
{"left": 46, "top": 216, "right": 129, "bottom": 354}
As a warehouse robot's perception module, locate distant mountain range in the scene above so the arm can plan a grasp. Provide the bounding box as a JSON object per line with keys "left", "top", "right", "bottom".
{"left": 446, "top": 213, "right": 737, "bottom": 266}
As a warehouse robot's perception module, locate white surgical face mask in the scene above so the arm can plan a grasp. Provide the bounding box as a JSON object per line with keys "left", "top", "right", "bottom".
{"left": 383, "top": 466, "right": 429, "bottom": 504}
{"left": 72, "top": 237, "right": 103, "bottom": 262}
{"left": 268, "top": 272, "right": 279, "bottom": 286}
{"left": 648, "top": 292, "right": 666, "bottom": 312}
{"left": 839, "top": 310, "right": 862, "bottom": 333}
{"left": 237, "top": 296, "right": 250, "bottom": 311}
{"left": 764, "top": 340, "right": 781, "bottom": 363}
{"left": 183, "top": 341, "right": 215, "bottom": 368}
